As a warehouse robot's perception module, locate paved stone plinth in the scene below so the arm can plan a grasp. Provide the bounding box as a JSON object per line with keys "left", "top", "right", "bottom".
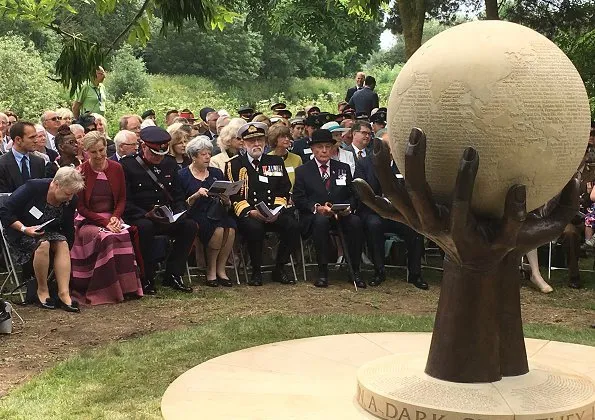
{"left": 161, "top": 333, "right": 595, "bottom": 419}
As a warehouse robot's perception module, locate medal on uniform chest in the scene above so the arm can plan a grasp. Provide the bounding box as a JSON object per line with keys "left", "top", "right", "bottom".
{"left": 154, "top": 167, "right": 161, "bottom": 174}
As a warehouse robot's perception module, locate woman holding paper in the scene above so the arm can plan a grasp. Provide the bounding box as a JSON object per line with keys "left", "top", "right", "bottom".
{"left": 70, "top": 131, "right": 143, "bottom": 305}
{"left": 179, "top": 136, "right": 236, "bottom": 287}
{"left": 0, "top": 167, "right": 84, "bottom": 312}
{"left": 267, "top": 124, "right": 301, "bottom": 190}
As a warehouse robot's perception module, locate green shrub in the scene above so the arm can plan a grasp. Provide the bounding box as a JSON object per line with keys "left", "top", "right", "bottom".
{"left": 106, "top": 44, "right": 150, "bottom": 101}
{"left": 0, "top": 34, "right": 67, "bottom": 120}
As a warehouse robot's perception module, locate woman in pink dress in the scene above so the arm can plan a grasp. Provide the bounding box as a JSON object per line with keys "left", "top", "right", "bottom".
{"left": 70, "top": 131, "right": 143, "bottom": 304}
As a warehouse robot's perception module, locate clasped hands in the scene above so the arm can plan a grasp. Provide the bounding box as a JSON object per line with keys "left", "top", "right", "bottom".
{"left": 316, "top": 202, "right": 351, "bottom": 218}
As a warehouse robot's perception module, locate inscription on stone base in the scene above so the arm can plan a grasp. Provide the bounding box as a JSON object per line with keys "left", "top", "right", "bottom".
{"left": 357, "top": 355, "right": 595, "bottom": 420}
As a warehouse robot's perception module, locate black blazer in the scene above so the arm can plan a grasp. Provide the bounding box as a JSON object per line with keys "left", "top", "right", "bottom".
{"left": 293, "top": 158, "right": 355, "bottom": 235}
{"left": 0, "top": 150, "right": 46, "bottom": 193}
{"left": 353, "top": 155, "right": 403, "bottom": 217}
{"left": 345, "top": 86, "right": 359, "bottom": 102}
{"left": 291, "top": 137, "right": 312, "bottom": 164}
{"left": 45, "top": 148, "right": 59, "bottom": 163}
{"left": 0, "top": 179, "right": 77, "bottom": 246}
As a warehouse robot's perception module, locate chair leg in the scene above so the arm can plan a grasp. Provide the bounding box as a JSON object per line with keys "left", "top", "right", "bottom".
{"left": 239, "top": 244, "right": 249, "bottom": 283}
{"left": 289, "top": 255, "right": 298, "bottom": 283}
{"left": 548, "top": 242, "right": 552, "bottom": 281}
{"left": 300, "top": 236, "right": 307, "bottom": 282}
{"left": 231, "top": 247, "right": 240, "bottom": 285}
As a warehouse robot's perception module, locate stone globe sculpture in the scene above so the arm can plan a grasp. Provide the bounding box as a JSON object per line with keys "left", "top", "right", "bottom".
{"left": 354, "top": 20, "right": 589, "bottom": 384}
{"left": 388, "top": 20, "right": 591, "bottom": 218}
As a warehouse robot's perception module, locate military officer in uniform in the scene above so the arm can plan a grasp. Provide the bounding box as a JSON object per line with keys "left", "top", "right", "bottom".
{"left": 120, "top": 126, "right": 197, "bottom": 294}
{"left": 226, "top": 122, "right": 300, "bottom": 286}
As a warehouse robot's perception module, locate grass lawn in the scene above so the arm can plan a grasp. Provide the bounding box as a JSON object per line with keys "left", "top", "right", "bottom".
{"left": 0, "top": 312, "right": 593, "bottom": 420}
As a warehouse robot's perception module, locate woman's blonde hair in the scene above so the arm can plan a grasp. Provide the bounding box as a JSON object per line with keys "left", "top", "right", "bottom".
{"left": 53, "top": 166, "right": 85, "bottom": 192}
{"left": 56, "top": 107, "right": 74, "bottom": 121}
{"left": 82, "top": 130, "right": 107, "bottom": 151}
{"left": 217, "top": 118, "right": 245, "bottom": 151}
{"left": 167, "top": 123, "right": 190, "bottom": 156}
{"left": 92, "top": 113, "right": 110, "bottom": 138}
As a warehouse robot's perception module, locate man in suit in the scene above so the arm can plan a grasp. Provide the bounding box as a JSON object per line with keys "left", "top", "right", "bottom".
{"left": 345, "top": 72, "right": 366, "bottom": 102}
{"left": 41, "top": 110, "right": 61, "bottom": 151}
{"left": 354, "top": 132, "right": 428, "bottom": 289}
{"left": 110, "top": 130, "right": 139, "bottom": 162}
{"left": 0, "top": 121, "right": 46, "bottom": 193}
{"left": 120, "top": 126, "right": 197, "bottom": 295}
{"left": 348, "top": 76, "right": 379, "bottom": 116}
{"left": 227, "top": 122, "right": 300, "bottom": 286}
{"left": 344, "top": 120, "right": 376, "bottom": 163}
{"left": 293, "top": 129, "right": 366, "bottom": 288}
{"left": 118, "top": 114, "right": 141, "bottom": 141}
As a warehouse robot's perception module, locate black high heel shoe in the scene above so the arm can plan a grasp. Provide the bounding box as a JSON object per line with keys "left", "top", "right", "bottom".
{"left": 36, "top": 296, "right": 56, "bottom": 310}
{"left": 58, "top": 298, "right": 80, "bottom": 313}
{"left": 205, "top": 279, "right": 219, "bottom": 287}
{"left": 217, "top": 277, "right": 233, "bottom": 287}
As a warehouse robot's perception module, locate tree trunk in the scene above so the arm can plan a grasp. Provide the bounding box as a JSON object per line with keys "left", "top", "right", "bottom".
{"left": 425, "top": 253, "right": 528, "bottom": 383}
{"left": 485, "top": 0, "right": 500, "bottom": 20}
{"left": 397, "top": 0, "right": 426, "bottom": 59}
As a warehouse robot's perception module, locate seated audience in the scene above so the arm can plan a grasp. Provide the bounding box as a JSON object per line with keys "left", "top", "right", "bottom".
{"left": 0, "top": 167, "right": 84, "bottom": 312}
{"left": 70, "top": 131, "right": 143, "bottom": 305}
{"left": 0, "top": 121, "right": 46, "bottom": 193}
{"left": 121, "top": 126, "right": 197, "bottom": 294}
{"left": 46, "top": 125, "right": 82, "bottom": 178}
{"left": 179, "top": 136, "right": 236, "bottom": 287}
{"left": 210, "top": 118, "right": 245, "bottom": 171}
{"left": 293, "top": 129, "right": 365, "bottom": 288}
{"left": 167, "top": 123, "right": 191, "bottom": 169}
{"left": 227, "top": 122, "right": 299, "bottom": 286}
{"left": 267, "top": 124, "right": 301, "bottom": 190}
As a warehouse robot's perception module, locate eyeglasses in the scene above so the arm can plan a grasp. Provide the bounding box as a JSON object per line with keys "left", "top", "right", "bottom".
{"left": 356, "top": 131, "right": 372, "bottom": 136}
{"left": 46, "top": 117, "right": 60, "bottom": 122}
{"left": 122, "top": 142, "right": 138, "bottom": 146}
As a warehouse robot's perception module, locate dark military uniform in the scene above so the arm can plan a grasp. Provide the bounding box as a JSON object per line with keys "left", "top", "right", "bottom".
{"left": 121, "top": 153, "right": 198, "bottom": 289}
{"left": 226, "top": 152, "right": 299, "bottom": 274}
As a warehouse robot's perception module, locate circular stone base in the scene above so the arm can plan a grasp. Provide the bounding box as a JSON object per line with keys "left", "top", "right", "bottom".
{"left": 161, "top": 333, "right": 595, "bottom": 419}
{"left": 357, "top": 355, "right": 595, "bottom": 420}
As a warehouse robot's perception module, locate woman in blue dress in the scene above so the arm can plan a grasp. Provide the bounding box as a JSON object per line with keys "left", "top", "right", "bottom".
{"left": 178, "top": 136, "right": 236, "bottom": 287}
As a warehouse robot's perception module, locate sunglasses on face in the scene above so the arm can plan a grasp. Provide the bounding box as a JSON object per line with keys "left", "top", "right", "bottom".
{"left": 46, "top": 116, "right": 60, "bottom": 122}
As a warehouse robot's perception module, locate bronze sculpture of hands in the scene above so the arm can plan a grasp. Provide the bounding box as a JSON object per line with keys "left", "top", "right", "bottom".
{"left": 353, "top": 128, "right": 580, "bottom": 383}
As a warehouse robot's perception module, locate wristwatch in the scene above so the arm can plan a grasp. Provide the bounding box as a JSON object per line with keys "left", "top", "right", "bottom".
{"left": 20, "top": 225, "right": 26, "bottom": 233}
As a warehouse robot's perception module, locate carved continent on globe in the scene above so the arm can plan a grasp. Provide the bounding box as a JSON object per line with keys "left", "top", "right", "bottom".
{"left": 388, "top": 20, "right": 591, "bottom": 217}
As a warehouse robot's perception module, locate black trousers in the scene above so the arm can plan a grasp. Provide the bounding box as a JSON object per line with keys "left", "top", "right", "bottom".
{"left": 310, "top": 213, "right": 363, "bottom": 271}
{"left": 363, "top": 213, "right": 423, "bottom": 276}
{"left": 134, "top": 217, "right": 198, "bottom": 285}
{"left": 236, "top": 211, "right": 300, "bottom": 271}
